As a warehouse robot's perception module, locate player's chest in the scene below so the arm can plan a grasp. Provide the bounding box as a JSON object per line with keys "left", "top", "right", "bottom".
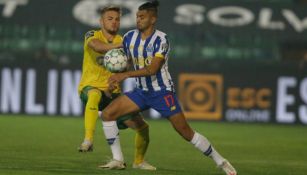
{"left": 129, "top": 40, "right": 155, "bottom": 58}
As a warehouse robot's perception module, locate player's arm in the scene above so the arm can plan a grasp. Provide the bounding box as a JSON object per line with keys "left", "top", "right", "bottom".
{"left": 126, "top": 58, "right": 134, "bottom": 71}
{"left": 127, "top": 57, "right": 164, "bottom": 77}
{"left": 109, "top": 57, "right": 164, "bottom": 85}
{"left": 88, "top": 39, "right": 122, "bottom": 54}
{"left": 109, "top": 34, "right": 169, "bottom": 85}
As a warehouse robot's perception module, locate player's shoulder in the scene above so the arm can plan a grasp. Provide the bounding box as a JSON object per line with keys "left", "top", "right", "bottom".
{"left": 155, "top": 30, "right": 168, "bottom": 40}
{"left": 115, "top": 34, "right": 123, "bottom": 39}
{"left": 84, "top": 29, "right": 99, "bottom": 39}
{"left": 115, "top": 33, "right": 123, "bottom": 37}
{"left": 114, "top": 34, "right": 123, "bottom": 42}
{"left": 155, "top": 30, "right": 167, "bottom": 37}
{"left": 123, "top": 29, "right": 138, "bottom": 39}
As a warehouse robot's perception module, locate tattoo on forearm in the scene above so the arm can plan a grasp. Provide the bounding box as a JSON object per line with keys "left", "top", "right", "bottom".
{"left": 145, "top": 66, "right": 151, "bottom": 75}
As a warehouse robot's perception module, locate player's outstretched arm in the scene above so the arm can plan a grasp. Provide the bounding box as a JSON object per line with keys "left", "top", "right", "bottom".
{"left": 109, "top": 56, "right": 164, "bottom": 86}
{"left": 88, "top": 39, "right": 122, "bottom": 54}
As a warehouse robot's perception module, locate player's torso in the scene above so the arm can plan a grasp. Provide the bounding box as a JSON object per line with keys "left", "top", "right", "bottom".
{"left": 125, "top": 30, "right": 174, "bottom": 92}
{"left": 79, "top": 30, "right": 122, "bottom": 93}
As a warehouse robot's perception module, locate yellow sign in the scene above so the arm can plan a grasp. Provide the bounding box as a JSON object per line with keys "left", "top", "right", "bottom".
{"left": 227, "top": 87, "right": 271, "bottom": 109}
{"left": 179, "top": 73, "right": 223, "bottom": 120}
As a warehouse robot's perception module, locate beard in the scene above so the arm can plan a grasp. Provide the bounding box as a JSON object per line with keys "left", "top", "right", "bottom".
{"left": 137, "top": 24, "right": 146, "bottom": 32}
{"left": 106, "top": 28, "right": 118, "bottom": 35}
{"left": 137, "top": 27, "right": 144, "bottom": 32}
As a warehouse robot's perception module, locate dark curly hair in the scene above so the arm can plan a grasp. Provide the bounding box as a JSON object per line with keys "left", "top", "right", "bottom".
{"left": 138, "top": 1, "right": 159, "bottom": 16}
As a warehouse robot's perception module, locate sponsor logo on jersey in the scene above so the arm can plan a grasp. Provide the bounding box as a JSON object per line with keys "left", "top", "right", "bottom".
{"left": 85, "top": 30, "right": 95, "bottom": 39}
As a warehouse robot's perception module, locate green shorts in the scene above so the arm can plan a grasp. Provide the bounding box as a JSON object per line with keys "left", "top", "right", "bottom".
{"left": 80, "top": 86, "right": 133, "bottom": 130}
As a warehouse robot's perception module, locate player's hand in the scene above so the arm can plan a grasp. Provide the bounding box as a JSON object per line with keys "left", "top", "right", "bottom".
{"left": 108, "top": 82, "right": 118, "bottom": 91}
{"left": 115, "top": 43, "right": 123, "bottom": 48}
{"left": 109, "top": 73, "right": 128, "bottom": 84}
{"left": 103, "top": 89, "right": 112, "bottom": 99}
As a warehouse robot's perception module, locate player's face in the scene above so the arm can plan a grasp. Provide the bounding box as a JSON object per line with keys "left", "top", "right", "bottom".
{"left": 136, "top": 10, "right": 156, "bottom": 32}
{"left": 100, "top": 11, "right": 120, "bottom": 35}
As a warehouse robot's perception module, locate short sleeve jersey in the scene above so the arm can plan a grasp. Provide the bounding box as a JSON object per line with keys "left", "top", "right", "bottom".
{"left": 78, "top": 30, "right": 122, "bottom": 93}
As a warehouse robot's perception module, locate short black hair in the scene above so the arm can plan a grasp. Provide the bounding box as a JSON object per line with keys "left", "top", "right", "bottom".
{"left": 138, "top": 1, "right": 159, "bottom": 16}
{"left": 99, "top": 5, "right": 121, "bottom": 16}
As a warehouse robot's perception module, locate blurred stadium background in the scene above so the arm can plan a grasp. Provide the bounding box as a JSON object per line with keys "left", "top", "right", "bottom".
{"left": 0, "top": 0, "right": 307, "bottom": 175}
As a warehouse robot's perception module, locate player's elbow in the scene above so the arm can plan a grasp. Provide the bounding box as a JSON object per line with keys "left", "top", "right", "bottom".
{"left": 147, "top": 66, "right": 159, "bottom": 75}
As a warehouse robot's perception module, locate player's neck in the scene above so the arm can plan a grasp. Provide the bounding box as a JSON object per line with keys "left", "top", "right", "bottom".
{"left": 102, "top": 28, "right": 116, "bottom": 42}
{"left": 141, "top": 27, "right": 155, "bottom": 40}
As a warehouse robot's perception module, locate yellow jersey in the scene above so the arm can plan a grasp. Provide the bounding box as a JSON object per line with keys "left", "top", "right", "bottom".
{"left": 78, "top": 30, "right": 122, "bottom": 94}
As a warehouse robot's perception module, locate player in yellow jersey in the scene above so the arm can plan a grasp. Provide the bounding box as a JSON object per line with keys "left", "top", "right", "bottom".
{"left": 78, "top": 6, "right": 155, "bottom": 170}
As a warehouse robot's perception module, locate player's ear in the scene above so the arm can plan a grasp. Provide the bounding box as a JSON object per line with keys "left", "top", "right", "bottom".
{"left": 151, "top": 16, "right": 157, "bottom": 25}
{"left": 99, "top": 15, "right": 104, "bottom": 26}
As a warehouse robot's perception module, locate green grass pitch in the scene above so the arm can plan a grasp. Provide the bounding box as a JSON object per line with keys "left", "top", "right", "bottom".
{"left": 0, "top": 115, "right": 306, "bottom": 175}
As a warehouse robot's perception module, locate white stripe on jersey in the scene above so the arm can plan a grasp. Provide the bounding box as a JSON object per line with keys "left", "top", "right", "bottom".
{"left": 138, "top": 40, "right": 148, "bottom": 90}
{"left": 124, "top": 29, "right": 174, "bottom": 91}
{"left": 129, "top": 30, "right": 141, "bottom": 88}
{"left": 146, "top": 31, "right": 162, "bottom": 91}
{"left": 161, "top": 66, "right": 172, "bottom": 90}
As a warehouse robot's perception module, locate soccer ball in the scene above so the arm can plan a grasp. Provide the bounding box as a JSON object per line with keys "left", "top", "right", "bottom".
{"left": 103, "top": 48, "right": 128, "bottom": 73}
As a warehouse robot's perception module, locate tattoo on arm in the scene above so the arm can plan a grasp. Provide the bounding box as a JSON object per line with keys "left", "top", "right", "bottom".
{"left": 145, "top": 66, "right": 151, "bottom": 75}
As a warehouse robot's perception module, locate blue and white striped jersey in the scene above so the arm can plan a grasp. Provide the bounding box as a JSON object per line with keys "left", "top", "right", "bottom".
{"left": 123, "top": 29, "right": 174, "bottom": 92}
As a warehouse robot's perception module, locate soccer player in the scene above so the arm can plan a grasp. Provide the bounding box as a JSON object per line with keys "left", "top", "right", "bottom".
{"left": 78, "top": 6, "right": 155, "bottom": 170}
{"left": 100, "top": 1, "right": 237, "bottom": 174}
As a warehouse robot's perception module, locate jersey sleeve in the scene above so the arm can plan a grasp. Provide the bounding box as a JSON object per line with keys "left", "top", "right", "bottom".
{"left": 123, "top": 32, "right": 133, "bottom": 60}
{"left": 84, "top": 30, "right": 96, "bottom": 45}
{"left": 154, "top": 35, "right": 169, "bottom": 59}
{"left": 122, "top": 33, "right": 129, "bottom": 56}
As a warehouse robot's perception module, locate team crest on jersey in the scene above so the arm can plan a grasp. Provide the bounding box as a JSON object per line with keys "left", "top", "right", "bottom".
{"left": 146, "top": 43, "right": 154, "bottom": 53}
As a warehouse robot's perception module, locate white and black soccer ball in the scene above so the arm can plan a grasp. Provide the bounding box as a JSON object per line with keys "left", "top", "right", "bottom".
{"left": 103, "top": 48, "right": 128, "bottom": 73}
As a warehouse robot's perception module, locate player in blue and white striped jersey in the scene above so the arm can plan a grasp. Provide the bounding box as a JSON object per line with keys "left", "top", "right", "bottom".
{"left": 100, "top": 1, "right": 237, "bottom": 174}
{"left": 122, "top": 28, "right": 174, "bottom": 92}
